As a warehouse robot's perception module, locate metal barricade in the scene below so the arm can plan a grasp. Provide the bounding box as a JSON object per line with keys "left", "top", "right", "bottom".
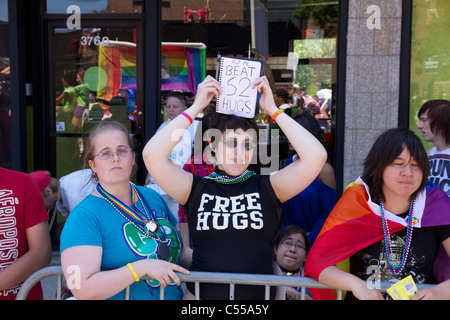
{"left": 16, "top": 265, "right": 436, "bottom": 300}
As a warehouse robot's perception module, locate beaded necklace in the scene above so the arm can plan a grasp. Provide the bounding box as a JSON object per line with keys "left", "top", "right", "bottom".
{"left": 205, "top": 170, "right": 256, "bottom": 184}
{"left": 96, "top": 183, "right": 166, "bottom": 241}
{"left": 379, "top": 200, "right": 415, "bottom": 275}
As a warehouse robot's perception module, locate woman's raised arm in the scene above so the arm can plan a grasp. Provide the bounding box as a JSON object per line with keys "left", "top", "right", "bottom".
{"left": 143, "top": 76, "right": 221, "bottom": 205}
{"left": 253, "top": 77, "right": 327, "bottom": 203}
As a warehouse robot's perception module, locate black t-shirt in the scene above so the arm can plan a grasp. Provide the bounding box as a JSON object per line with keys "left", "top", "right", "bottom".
{"left": 184, "top": 170, "right": 280, "bottom": 299}
{"left": 347, "top": 211, "right": 450, "bottom": 299}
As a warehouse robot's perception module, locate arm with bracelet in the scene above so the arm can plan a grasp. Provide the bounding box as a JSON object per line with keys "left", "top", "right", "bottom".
{"left": 143, "top": 75, "right": 222, "bottom": 206}
{"left": 252, "top": 77, "right": 327, "bottom": 203}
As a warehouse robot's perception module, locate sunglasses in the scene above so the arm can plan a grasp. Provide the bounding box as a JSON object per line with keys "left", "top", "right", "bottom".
{"left": 223, "top": 138, "right": 257, "bottom": 151}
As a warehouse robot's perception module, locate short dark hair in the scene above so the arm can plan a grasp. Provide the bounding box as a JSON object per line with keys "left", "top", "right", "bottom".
{"left": 274, "top": 88, "right": 289, "bottom": 101}
{"left": 293, "top": 113, "right": 325, "bottom": 145}
{"left": 166, "top": 91, "right": 186, "bottom": 106}
{"left": 418, "top": 99, "right": 450, "bottom": 145}
{"left": 361, "top": 128, "right": 429, "bottom": 203}
{"left": 207, "top": 113, "right": 259, "bottom": 144}
{"left": 273, "top": 224, "right": 310, "bottom": 254}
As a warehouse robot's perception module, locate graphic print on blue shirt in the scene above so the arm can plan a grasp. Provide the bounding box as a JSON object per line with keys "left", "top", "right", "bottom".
{"left": 123, "top": 216, "right": 182, "bottom": 288}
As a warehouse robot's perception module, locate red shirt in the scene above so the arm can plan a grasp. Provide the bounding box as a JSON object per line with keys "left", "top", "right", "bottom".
{"left": 0, "top": 168, "right": 49, "bottom": 300}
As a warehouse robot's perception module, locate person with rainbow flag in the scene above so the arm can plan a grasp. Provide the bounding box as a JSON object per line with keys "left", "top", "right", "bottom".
{"left": 305, "top": 128, "right": 450, "bottom": 300}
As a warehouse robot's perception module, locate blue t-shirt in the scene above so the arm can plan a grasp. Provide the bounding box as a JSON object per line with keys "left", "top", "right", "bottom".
{"left": 60, "top": 185, "right": 183, "bottom": 300}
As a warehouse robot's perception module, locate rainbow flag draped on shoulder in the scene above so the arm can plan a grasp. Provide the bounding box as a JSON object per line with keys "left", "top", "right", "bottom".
{"left": 304, "top": 178, "right": 450, "bottom": 300}
{"left": 161, "top": 44, "right": 206, "bottom": 94}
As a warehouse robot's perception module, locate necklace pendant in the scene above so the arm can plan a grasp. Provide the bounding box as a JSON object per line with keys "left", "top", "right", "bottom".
{"left": 146, "top": 221, "right": 158, "bottom": 233}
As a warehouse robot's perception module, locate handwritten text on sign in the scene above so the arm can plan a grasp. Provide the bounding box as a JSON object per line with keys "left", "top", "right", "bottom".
{"left": 216, "top": 57, "right": 262, "bottom": 118}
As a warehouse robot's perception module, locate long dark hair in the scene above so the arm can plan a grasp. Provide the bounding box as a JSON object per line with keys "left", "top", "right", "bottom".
{"left": 361, "top": 128, "right": 429, "bottom": 203}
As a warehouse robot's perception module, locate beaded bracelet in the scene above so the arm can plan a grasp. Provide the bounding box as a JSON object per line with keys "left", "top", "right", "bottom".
{"left": 180, "top": 111, "right": 193, "bottom": 124}
{"left": 270, "top": 109, "right": 284, "bottom": 123}
{"left": 127, "top": 263, "right": 140, "bottom": 282}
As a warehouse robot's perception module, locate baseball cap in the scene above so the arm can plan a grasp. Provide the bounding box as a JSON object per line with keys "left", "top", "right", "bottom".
{"left": 29, "top": 171, "right": 51, "bottom": 192}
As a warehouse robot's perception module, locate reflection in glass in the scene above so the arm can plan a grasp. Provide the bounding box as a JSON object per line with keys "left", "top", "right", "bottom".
{"left": 53, "top": 27, "right": 138, "bottom": 177}
{"left": 410, "top": 0, "right": 450, "bottom": 149}
{"left": 293, "top": 38, "right": 335, "bottom": 133}
{"left": 46, "top": 0, "right": 142, "bottom": 14}
{"left": 53, "top": 27, "right": 137, "bottom": 134}
{"left": 0, "top": 0, "right": 11, "bottom": 168}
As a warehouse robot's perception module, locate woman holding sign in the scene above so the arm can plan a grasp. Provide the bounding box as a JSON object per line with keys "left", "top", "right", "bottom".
{"left": 143, "top": 75, "right": 327, "bottom": 299}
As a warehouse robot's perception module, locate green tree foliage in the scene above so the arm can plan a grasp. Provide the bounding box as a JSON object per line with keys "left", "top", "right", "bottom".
{"left": 294, "top": 0, "right": 338, "bottom": 37}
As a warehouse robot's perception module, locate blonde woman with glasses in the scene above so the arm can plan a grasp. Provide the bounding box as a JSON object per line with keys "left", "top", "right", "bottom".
{"left": 60, "top": 121, "right": 190, "bottom": 300}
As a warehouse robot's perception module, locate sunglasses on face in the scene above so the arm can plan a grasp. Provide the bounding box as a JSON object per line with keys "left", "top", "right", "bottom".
{"left": 222, "top": 138, "right": 257, "bottom": 151}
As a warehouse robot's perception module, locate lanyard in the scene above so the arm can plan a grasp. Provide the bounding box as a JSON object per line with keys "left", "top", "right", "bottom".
{"left": 96, "top": 183, "right": 165, "bottom": 239}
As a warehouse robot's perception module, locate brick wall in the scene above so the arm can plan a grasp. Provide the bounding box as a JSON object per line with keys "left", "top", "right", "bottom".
{"left": 162, "top": 0, "right": 243, "bottom": 21}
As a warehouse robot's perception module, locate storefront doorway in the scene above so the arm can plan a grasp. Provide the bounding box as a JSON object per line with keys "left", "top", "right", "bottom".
{"left": 409, "top": 0, "right": 450, "bottom": 149}
{"left": 43, "top": 9, "right": 145, "bottom": 183}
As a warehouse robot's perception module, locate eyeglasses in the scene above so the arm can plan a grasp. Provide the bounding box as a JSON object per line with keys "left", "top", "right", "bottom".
{"left": 223, "top": 138, "right": 257, "bottom": 151}
{"left": 94, "top": 147, "right": 132, "bottom": 160}
{"left": 279, "top": 240, "right": 306, "bottom": 251}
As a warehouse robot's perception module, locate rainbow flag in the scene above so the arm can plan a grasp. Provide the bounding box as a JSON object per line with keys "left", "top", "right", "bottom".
{"left": 97, "top": 45, "right": 136, "bottom": 101}
{"left": 161, "top": 45, "right": 206, "bottom": 94}
{"left": 119, "top": 46, "right": 136, "bottom": 87}
{"left": 97, "top": 45, "right": 121, "bottom": 101}
{"left": 304, "top": 180, "right": 450, "bottom": 300}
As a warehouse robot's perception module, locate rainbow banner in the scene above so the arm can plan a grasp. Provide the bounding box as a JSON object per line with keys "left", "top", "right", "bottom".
{"left": 119, "top": 46, "right": 137, "bottom": 87}
{"left": 97, "top": 45, "right": 121, "bottom": 101}
{"left": 97, "top": 45, "right": 136, "bottom": 101}
{"left": 161, "top": 45, "right": 206, "bottom": 94}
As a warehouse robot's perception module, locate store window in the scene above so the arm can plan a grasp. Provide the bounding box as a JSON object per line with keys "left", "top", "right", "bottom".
{"left": 0, "top": 0, "right": 11, "bottom": 168}
{"left": 46, "top": 0, "right": 142, "bottom": 14}
{"left": 51, "top": 26, "right": 140, "bottom": 178}
{"left": 293, "top": 37, "right": 336, "bottom": 132}
{"left": 410, "top": 0, "right": 450, "bottom": 149}
{"left": 292, "top": 1, "right": 338, "bottom": 161}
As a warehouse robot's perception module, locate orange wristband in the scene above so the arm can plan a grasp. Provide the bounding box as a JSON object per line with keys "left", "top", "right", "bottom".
{"left": 270, "top": 109, "right": 284, "bottom": 123}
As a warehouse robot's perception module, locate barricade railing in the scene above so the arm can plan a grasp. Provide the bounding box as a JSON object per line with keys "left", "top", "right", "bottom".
{"left": 16, "top": 265, "right": 435, "bottom": 300}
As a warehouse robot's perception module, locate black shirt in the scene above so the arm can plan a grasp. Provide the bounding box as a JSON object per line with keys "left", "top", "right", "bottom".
{"left": 347, "top": 211, "right": 450, "bottom": 299}
{"left": 185, "top": 170, "right": 280, "bottom": 299}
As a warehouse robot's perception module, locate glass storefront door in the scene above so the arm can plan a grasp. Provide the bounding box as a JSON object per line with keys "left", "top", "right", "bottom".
{"left": 48, "top": 22, "right": 143, "bottom": 181}
{"left": 0, "top": 0, "right": 10, "bottom": 169}
{"left": 410, "top": 0, "right": 450, "bottom": 149}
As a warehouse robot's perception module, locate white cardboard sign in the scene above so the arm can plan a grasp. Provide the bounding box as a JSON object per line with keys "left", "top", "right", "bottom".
{"left": 216, "top": 56, "right": 263, "bottom": 118}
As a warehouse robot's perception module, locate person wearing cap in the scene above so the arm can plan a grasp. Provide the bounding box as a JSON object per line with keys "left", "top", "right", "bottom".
{"left": 30, "top": 170, "right": 60, "bottom": 250}
{"left": 0, "top": 167, "right": 51, "bottom": 300}
{"left": 30, "top": 170, "right": 59, "bottom": 211}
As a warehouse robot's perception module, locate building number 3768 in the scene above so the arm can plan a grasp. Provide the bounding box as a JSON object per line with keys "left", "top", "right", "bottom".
{"left": 80, "top": 36, "right": 110, "bottom": 46}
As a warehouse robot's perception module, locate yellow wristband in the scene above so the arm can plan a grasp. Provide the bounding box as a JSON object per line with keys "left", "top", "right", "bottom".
{"left": 127, "top": 263, "right": 139, "bottom": 282}
{"left": 270, "top": 109, "right": 284, "bottom": 123}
